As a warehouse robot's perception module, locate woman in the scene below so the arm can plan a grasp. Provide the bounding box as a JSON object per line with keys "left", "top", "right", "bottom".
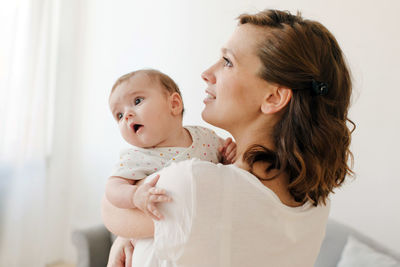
{"left": 102, "top": 9, "right": 354, "bottom": 267}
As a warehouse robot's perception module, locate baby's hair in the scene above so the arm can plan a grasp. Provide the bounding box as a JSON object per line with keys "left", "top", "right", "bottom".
{"left": 111, "top": 69, "right": 184, "bottom": 114}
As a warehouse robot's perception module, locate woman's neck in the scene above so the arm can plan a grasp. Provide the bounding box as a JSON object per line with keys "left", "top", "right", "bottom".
{"left": 232, "top": 125, "right": 302, "bottom": 208}
{"left": 233, "top": 125, "right": 275, "bottom": 160}
{"left": 236, "top": 159, "right": 301, "bottom": 207}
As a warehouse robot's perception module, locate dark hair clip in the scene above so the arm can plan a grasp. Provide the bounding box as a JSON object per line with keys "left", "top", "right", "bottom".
{"left": 311, "top": 79, "right": 329, "bottom": 96}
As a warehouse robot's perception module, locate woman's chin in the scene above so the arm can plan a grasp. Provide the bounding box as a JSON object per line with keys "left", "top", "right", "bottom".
{"left": 201, "top": 108, "right": 213, "bottom": 124}
{"left": 201, "top": 109, "right": 223, "bottom": 129}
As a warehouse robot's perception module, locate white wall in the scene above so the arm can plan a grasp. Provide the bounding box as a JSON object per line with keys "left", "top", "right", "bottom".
{"left": 51, "top": 0, "right": 400, "bottom": 262}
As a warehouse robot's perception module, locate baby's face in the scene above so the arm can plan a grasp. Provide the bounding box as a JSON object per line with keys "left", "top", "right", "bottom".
{"left": 109, "top": 74, "right": 175, "bottom": 148}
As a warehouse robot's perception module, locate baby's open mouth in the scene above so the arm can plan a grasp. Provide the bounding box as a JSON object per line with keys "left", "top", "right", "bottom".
{"left": 133, "top": 124, "right": 143, "bottom": 133}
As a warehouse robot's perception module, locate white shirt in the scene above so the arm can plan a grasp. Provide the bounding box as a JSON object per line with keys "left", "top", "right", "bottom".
{"left": 111, "top": 126, "right": 222, "bottom": 180}
{"left": 132, "top": 159, "right": 330, "bottom": 267}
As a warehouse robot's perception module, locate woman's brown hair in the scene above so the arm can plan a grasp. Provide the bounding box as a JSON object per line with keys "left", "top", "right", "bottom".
{"left": 239, "top": 9, "right": 355, "bottom": 206}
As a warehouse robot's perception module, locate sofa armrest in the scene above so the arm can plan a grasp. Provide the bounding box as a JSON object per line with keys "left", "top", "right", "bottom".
{"left": 71, "top": 225, "right": 113, "bottom": 267}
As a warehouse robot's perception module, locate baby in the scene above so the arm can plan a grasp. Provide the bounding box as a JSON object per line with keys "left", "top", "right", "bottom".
{"left": 106, "top": 69, "right": 236, "bottom": 221}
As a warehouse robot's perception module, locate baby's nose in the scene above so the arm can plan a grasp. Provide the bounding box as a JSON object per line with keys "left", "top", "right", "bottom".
{"left": 125, "top": 112, "right": 134, "bottom": 120}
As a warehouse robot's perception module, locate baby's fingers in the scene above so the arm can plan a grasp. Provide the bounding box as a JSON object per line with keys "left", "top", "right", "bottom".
{"left": 219, "top": 138, "right": 232, "bottom": 156}
{"left": 223, "top": 137, "right": 233, "bottom": 148}
{"left": 226, "top": 148, "right": 237, "bottom": 163}
{"left": 147, "top": 203, "right": 163, "bottom": 220}
{"left": 225, "top": 142, "right": 236, "bottom": 157}
{"left": 149, "top": 187, "right": 166, "bottom": 195}
{"left": 148, "top": 175, "right": 160, "bottom": 187}
{"left": 149, "top": 194, "right": 172, "bottom": 203}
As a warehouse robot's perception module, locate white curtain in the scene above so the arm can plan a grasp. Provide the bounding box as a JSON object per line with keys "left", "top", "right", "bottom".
{"left": 0, "top": 0, "right": 60, "bottom": 265}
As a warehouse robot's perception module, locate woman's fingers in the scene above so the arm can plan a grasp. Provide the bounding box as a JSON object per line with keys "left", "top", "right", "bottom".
{"left": 107, "top": 237, "right": 132, "bottom": 267}
{"left": 124, "top": 243, "right": 133, "bottom": 267}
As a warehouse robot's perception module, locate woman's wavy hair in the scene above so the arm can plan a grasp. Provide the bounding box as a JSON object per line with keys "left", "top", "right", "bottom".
{"left": 239, "top": 9, "right": 355, "bottom": 206}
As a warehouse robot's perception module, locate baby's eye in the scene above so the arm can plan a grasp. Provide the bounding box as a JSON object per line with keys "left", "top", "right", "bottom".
{"left": 117, "top": 113, "right": 123, "bottom": 120}
{"left": 135, "top": 97, "right": 144, "bottom": 105}
{"left": 223, "top": 57, "right": 233, "bottom": 67}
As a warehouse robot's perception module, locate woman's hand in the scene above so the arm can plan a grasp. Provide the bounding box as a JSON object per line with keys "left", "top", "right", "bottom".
{"left": 107, "top": 237, "right": 134, "bottom": 267}
{"left": 133, "top": 175, "right": 172, "bottom": 221}
{"left": 219, "top": 137, "right": 237, "bottom": 164}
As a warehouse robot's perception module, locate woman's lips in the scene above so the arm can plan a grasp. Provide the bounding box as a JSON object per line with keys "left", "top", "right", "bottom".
{"left": 203, "top": 90, "right": 216, "bottom": 104}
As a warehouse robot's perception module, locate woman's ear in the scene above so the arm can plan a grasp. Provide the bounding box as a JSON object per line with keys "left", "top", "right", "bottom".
{"left": 261, "top": 86, "right": 292, "bottom": 114}
{"left": 169, "top": 92, "right": 183, "bottom": 116}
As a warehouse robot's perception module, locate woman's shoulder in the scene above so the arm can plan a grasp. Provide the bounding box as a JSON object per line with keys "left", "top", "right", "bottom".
{"left": 167, "top": 159, "right": 252, "bottom": 182}
{"left": 156, "top": 159, "right": 233, "bottom": 188}
{"left": 189, "top": 160, "right": 330, "bottom": 213}
{"left": 160, "top": 158, "right": 220, "bottom": 171}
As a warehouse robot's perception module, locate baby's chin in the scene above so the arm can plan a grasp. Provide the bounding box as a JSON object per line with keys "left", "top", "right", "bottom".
{"left": 127, "top": 140, "right": 155, "bottom": 148}
{"left": 126, "top": 136, "right": 165, "bottom": 149}
{"left": 123, "top": 136, "right": 152, "bottom": 148}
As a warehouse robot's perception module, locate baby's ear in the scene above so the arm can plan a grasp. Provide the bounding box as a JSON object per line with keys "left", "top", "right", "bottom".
{"left": 169, "top": 92, "right": 183, "bottom": 116}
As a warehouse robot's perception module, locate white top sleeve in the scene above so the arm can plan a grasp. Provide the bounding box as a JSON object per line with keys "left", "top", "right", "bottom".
{"left": 153, "top": 160, "right": 195, "bottom": 262}
{"left": 110, "top": 148, "right": 159, "bottom": 180}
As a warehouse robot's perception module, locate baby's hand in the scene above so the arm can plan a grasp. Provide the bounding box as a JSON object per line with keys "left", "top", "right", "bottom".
{"left": 133, "top": 175, "right": 172, "bottom": 220}
{"left": 219, "top": 137, "right": 237, "bottom": 164}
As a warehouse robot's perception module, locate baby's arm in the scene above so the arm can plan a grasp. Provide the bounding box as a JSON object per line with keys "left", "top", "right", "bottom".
{"left": 218, "top": 137, "right": 237, "bottom": 164}
{"left": 106, "top": 176, "right": 138, "bottom": 209}
{"left": 105, "top": 175, "right": 172, "bottom": 220}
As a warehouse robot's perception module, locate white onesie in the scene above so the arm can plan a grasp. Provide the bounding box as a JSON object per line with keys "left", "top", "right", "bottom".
{"left": 111, "top": 126, "right": 222, "bottom": 180}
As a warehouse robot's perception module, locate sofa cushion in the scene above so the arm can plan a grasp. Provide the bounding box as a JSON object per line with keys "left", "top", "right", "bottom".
{"left": 314, "top": 219, "right": 400, "bottom": 267}
{"left": 337, "top": 236, "right": 400, "bottom": 267}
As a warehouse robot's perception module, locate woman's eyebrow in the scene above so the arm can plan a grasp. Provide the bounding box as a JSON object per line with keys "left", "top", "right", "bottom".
{"left": 221, "top": 47, "right": 237, "bottom": 60}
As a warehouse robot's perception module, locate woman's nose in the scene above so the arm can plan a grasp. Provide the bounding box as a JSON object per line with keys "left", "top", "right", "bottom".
{"left": 201, "top": 65, "right": 216, "bottom": 84}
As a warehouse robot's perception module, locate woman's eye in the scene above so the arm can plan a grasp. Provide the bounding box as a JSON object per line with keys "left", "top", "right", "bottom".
{"left": 223, "top": 57, "right": 233, "bottom": 67}
{"left": 117, "top": 113, "right": 123, "bottom": 120}
{"left": 135, "top": 97, "right": 144, "bottom": 105}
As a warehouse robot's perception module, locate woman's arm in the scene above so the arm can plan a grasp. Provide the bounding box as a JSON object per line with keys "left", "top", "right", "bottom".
{"left": 101, "top": 194, "right": 154, "bottom": 239}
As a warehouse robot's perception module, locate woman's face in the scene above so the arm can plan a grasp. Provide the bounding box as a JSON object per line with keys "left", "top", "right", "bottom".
{"left": 201, "top": 24, "right": 273, "bottom": 134}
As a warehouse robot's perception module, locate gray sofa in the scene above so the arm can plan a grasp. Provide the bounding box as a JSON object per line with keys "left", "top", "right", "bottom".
{"left": 72, "top": 219, "right": 400, "bottom": 267}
